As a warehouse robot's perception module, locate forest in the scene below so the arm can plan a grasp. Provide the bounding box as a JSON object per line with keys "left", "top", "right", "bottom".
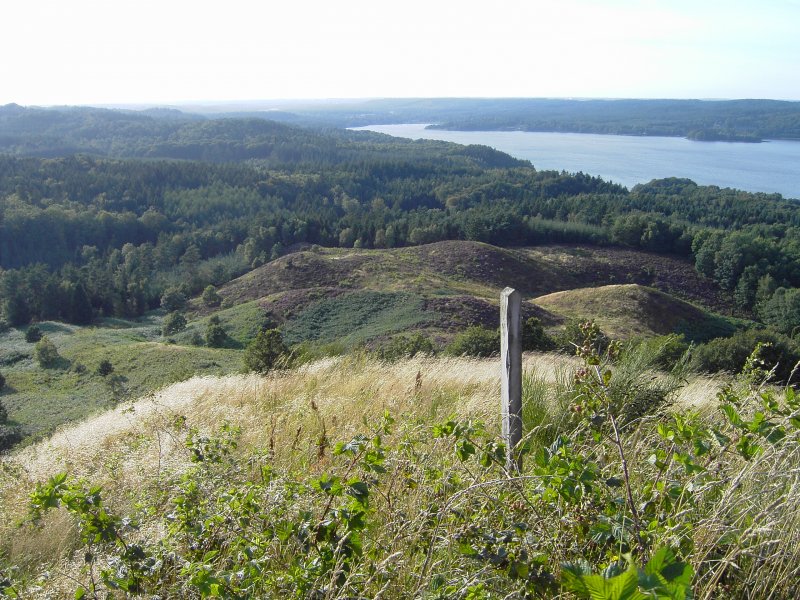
{"left": 2, "top": 105, "right": 800, "bottom": 336}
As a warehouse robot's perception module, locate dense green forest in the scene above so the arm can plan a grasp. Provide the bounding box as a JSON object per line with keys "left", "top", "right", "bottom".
{"left": 2, "top": 105, "right": 800, "bottom": 336}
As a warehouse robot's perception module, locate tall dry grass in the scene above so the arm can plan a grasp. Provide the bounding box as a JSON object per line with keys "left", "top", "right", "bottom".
{"left": 4, "top": 351, "right": 799, "bottom": 598}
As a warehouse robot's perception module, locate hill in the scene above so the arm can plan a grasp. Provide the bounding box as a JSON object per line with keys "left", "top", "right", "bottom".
{"left": 533, "top": 283, "right": 742, "bottom": 341}
{"left": 200, "top": 241, "right": 735, "bottom": 346}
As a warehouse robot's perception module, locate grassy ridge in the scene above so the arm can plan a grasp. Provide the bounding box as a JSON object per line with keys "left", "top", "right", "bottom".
{"left": 534, "top": 284, "right": 748, "bottom": 342}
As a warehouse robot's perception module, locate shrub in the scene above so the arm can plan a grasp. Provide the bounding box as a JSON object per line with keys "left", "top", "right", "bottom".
{"left": 445, "top": 326, "right": 499, "bottom": 357}
{"left": 160, "top": 287, "right": 187, "bottom": 313}
{"left": 25, "top": 324, "right": 43, "bottom": 343}
{"left": 376, "top": 333, "right": 435, "bottom": 361}
{"left": 96, "top": 359, "right": 114, "bottom": 377}
{"left": 34, "top": 336, "right": 61, "bottom": 368}
{"left": 205, "top": 316, "right": 228, "bottom": 348}
{"left": 691, "top": 328, "right": 800, "bottom": 383}
{"left": 202, "top": 285, "right": 222, "bottom": 308}
{"left": 162, "top": 312, "right": 187, "bottom": 336}
{"left": 0, "top": 423, "right": 22, "bottom": 451}
{"left": 243, "top": 329, "right": 288, "bottom": 373}
{"left": 522, "top": 316, "right": 555, "bottom": 352}
{"left": 554, "top": 319, "right": 610, "bottom": 355}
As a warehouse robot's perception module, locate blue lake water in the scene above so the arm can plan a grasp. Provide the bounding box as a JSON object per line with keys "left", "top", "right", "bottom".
{"left": 354, "top": 124, "right": 800, "bottom": 201}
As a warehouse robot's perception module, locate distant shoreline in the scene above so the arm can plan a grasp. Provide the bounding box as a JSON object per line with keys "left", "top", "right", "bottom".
{"left": 425, "top": 124, "right": 767, "bottom": 144}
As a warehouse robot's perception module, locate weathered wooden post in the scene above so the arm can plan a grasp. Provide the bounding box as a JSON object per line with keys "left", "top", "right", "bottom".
{"left": 500, "top": 287, "right": 523, "bottom": 472}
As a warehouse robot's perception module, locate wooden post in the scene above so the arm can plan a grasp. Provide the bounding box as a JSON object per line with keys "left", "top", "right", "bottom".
{"left": 500, "top": 287, "right": 523, "bottom": 472}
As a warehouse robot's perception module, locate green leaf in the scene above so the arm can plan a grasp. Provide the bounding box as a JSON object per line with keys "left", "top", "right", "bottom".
{"left": 312, "top": 474, "right": 343, "bottom": 496}
{"left": 346, "top": 479, "right": 370, "bottom": 506}
{"left": 75, "top": 589, "right": 86, "bottom": 600}
{"left": 455, "top": 439, "right": 476, "bottom": 461}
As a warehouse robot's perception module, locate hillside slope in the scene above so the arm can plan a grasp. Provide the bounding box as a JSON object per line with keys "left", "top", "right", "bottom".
{"left": 534, "top": 283, "right": 742, "bottom": 340}
{"left": 201, "top": 241, "right": 734, "bottom": 347}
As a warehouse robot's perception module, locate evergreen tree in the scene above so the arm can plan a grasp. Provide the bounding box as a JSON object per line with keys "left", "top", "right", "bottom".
{"left": 205, "top": 316, "right": 227, "bottom": 348}
{"left": 243, "top": 329, "right": 287, "bottom": 373}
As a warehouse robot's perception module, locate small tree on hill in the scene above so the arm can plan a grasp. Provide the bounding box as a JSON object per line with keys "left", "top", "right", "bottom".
{"left": 160, "top": 287, "right": 187, "bottom": 313}
{"left": 96, "top": 359, "right": 114, "bottom": 377}
{"left": 25, "top": 324, "right": 42, "bottom": 343}
{"left": 202, "top": 285, "right": 222, "bottom": 308}
{"left": 34, "top": 336, "right": 61, "bottom": 368}
{"left": 243, "top": 329, "right": 287, "bottom": 373}
{"left": 205, "top": 316, "right": 227, "bottom": 348}
{"left": 162, "top": 312, "right": 187, "bottom": 336}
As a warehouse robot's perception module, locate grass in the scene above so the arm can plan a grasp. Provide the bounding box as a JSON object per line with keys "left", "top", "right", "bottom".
{"left": 0, "top": 316, "right": 242, "bottom": 442}
{"left": 282, "top": 290, "right": 435, "bottom": 347}
{"left": 177, "top": 298, "right": 271, "bottom": 347}
{"left": 534, "top": 284, "right": 746, "bottom": 342}
{"left": 2, "top": 351, "right": 800, "bottom": 597}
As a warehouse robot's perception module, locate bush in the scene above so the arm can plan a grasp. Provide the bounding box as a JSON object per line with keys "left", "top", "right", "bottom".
{"left": 554, "top": 319, "right": 610, "bottom": 355}
{"left": 202, "top": 285, "right": 222, "bottom": 308}
{"left": 0, "top": 423, "right": 22, "bottom": 451}
{"left": 0, "top": 370, "right": 5, "bottom": 392}
{"left": 25, "top": 324, "right": 43, "bottom": 343}
{"left": 205, "top": 316, "right": 228, "bottom": 348}
{"left": 376, "top": 333, "right": 435, "bottom": 361}
{"left": 96, "top": 359, "right": 114, "bottom": 377}
{"left": 445, "top": 326, "right": 500, "bottom": 357}
{"left": 34, "top": 336, "right": 61, "bottom": 368}
{"left": 160, "top": 287, "right": 187, "bottom": 313}
{"left": 162, "top": 312, "right": 188, "bottom": 336}
{"left": 243, "top": 329, "right": 288, "bottom": 373}
{"left": 691, "top": 328, "right": 800, "bottom": 383}
{"left": 522, "top": 317, "right": 555, "bottom": 352}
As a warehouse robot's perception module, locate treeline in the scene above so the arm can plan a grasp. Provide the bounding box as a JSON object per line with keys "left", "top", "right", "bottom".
{"left": 2, "top": 111, "right": 800, "bottom": 336}
{"left": 423, "top": 98, "right": 800, "bottom": 141}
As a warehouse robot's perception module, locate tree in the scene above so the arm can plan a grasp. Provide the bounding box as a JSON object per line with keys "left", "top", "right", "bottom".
{"left": 96, "top": 359, "right": 114, "bottom": 377}
{"left": 205, "top": 316, "right": 227, "bottom": 348}
{"left": 34, "top": 336, "right": 61, "bottom": 368}
{"left": 0, "top": 370, "right": 5, "bottom": 392}
{"left": 162, "top": 312, "right": 187, "bottom": 336}
{"left": 160, "top": 287, "right": 187, "bottom": 313}
{"left": 68, "top": 282, "right": 93, "bottom": 325}
{"left": 25, "top": 324, "right": 43, "bottom": 343}
{"left": 760, "top": 287, "right": 800, "bottom": 336}
{"left": 202, "top": 285, "right": 222, "bottom": 308}
{"left": 243, "top": 329, "right": 287, "bottom": 373}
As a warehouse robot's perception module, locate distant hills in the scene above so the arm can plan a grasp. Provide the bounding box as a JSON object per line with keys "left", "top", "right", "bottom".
{"left": 4, "top": 99, "right": 800, "bottom": 150}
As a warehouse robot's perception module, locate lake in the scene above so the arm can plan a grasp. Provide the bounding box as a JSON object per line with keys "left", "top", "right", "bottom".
{"left": 353, "top": 124, "right": 800, "bottom": 201}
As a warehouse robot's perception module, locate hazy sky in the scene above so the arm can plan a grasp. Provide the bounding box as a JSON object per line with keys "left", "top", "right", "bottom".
{"left": 2, "top": 0, "right": 799, "bottom": 106}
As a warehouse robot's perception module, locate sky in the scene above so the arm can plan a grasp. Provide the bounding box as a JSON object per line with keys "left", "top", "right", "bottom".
{"left": 2, "top": 0, "right": 799, "bottom": 106}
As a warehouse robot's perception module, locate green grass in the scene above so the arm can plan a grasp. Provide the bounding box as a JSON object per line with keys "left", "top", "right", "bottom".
{"left": 282, "top": 290, "right": 435, "bottom": 347}
{"left": 176, "top": 299, "right": 271, "bottom": 348}
{"left": 0, "top": 316, "right": 242, "bottom": 442}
